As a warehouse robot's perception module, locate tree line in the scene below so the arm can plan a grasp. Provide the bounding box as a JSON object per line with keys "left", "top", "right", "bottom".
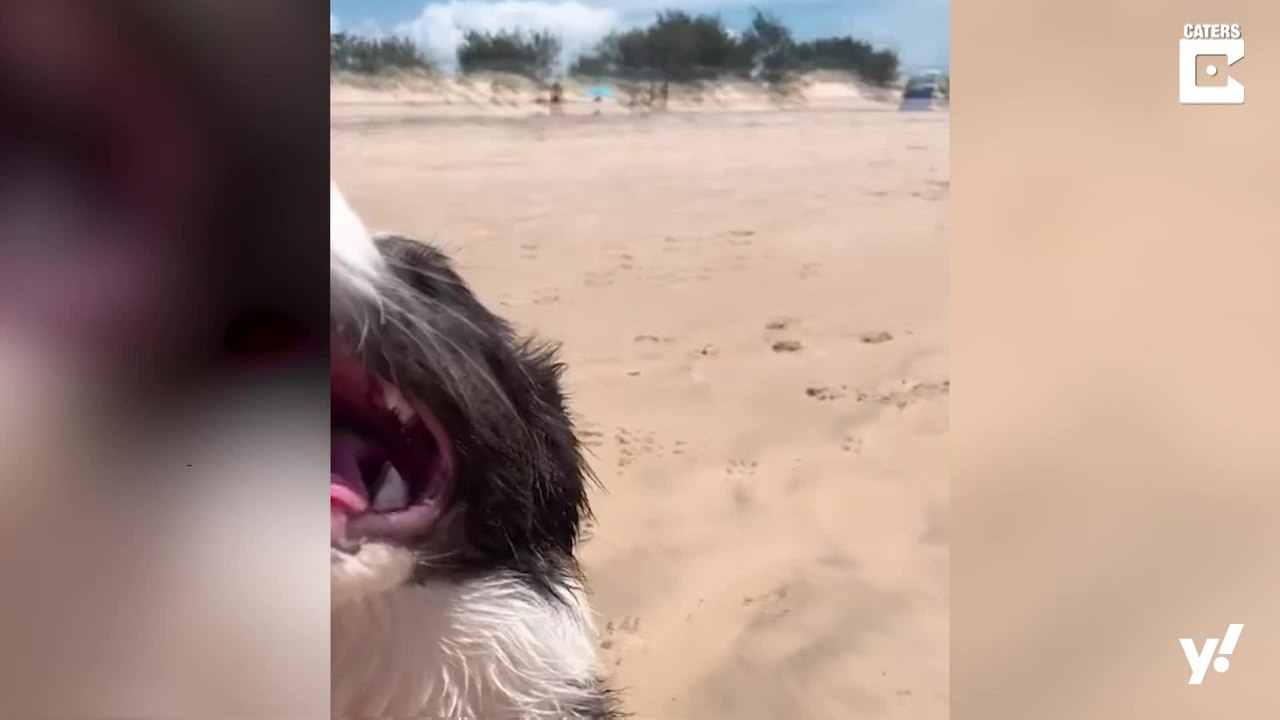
{"left": 330, "top": 33, "right": 431, "bottom": 74}
{"left": 330, "top": 10, "right": 901, "bottom": 87}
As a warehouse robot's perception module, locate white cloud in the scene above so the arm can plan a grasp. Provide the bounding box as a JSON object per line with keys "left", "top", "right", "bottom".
{"left": 392, "top": 1, "right": 623, "bottom": 72}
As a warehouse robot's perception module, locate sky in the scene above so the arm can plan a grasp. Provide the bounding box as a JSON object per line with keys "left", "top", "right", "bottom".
{"left": 330, "top": 0, "right": 949, "bottom": 74}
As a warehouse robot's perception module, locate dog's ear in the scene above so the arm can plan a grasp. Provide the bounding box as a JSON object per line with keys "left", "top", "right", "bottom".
{"left": 456, "top": 333, "right": 595, "bottom": 575}
{"left": 514, "top": 339, "right": 594, "bottom": 548}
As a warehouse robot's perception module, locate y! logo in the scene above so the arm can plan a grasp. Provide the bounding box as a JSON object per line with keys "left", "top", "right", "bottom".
{"left": 1180, "top": 624, "right": 1244, "bottom": 685}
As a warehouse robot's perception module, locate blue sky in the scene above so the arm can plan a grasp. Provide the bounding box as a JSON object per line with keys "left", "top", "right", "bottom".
{"left": 330, "top": 0, "right": 949, "bottom": 73}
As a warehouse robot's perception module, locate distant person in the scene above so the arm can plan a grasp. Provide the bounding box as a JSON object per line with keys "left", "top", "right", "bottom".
{"left": 549, "top": 81, "right": 564, "bottom": 115}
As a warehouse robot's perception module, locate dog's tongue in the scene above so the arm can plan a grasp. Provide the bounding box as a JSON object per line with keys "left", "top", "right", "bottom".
{"left": 331, "top": 478, "right": 366, "bottom": 515}
{"left": 331, "top": 432, "right": 375, "bottom": 515}
{"left": 331, "top": 477, "right": 366, "bottom": 544}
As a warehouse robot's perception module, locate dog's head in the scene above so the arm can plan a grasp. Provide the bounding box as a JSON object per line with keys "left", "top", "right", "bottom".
{"left": 329, "top": 185, "right": 594, "bottom": 605}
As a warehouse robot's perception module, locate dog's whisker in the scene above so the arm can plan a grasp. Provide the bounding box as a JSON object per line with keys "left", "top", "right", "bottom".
{"left": 365, "top": 270, "right": 525, "bottom": 425}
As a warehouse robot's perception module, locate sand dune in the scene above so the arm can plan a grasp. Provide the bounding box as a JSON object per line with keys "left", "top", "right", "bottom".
{"left": 331, "top": 70, "right": 902, "bottom": 124}
{"left": 331, "top": 87, "right": 948, "bottom": 718}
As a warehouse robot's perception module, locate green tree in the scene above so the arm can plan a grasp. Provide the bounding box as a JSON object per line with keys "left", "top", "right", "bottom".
{"left": 567, "top": 13, "right": 902, "bottom": 87}
{"left": 738, "top": 10, "right": 795, "bottom": 80}
{"left": 571, "top": 28, "right": 652, "bottom": 78}
{"left": 457, "top": 29, "right": 562, "bottom": 79}
{"left": 643, "top": 11, "right": 739, "bottom": 80}
{"left": 330, "top": 33, "right": 432, "bottom": 73}
{"left": 792, "top": 36, "right": 900, "bottom": 86}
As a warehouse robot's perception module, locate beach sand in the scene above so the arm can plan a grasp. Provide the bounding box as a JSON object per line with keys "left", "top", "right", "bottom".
{"left": 331, "top": 81, "right": 949, "bottom": 719}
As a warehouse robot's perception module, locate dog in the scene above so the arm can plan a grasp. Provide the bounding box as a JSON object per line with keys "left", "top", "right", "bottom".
{"left": 329, "top": 183, "right": 622, "bottom": 719}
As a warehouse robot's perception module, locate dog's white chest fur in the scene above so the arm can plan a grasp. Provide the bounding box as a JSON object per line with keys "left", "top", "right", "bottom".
{"left": 332, "top": 545, "right": 603, "bottom": 719}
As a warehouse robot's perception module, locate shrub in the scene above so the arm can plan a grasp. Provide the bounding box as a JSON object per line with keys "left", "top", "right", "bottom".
{"left": 330, "top": 33, "right": 432, "bottom": 74}
{"left": 571, "top": 9, "right": 901, "bottom": 87}
{"left": 457, "top": 30, "right": 562, "bottom": 79}
{"left": 330, "top": 12, "right": 904, "bottom": 88}
{"left": 792, "top": 36, "right": 900, "bottom": 86}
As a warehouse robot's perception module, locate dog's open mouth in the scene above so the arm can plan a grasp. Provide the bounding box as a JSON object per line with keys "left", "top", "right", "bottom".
{"left": 331, "top": 341, "right": 455, "bottom": 550}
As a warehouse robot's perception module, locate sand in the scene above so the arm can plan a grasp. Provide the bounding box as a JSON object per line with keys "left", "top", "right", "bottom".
{"left": 331, "top": 79, "right": 949, "bottom": 718}
{"left": 330, "top": 70, "right": 904, "bottom": 124}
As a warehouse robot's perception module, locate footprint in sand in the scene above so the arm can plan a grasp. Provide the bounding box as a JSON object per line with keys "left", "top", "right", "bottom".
{"left": 615, "top": 427, "right": 658, "bottom": 470}
{"left": 583, "top": 271, "right": 613, "bottom": 288}
{"left": 532, "top": 288, "right": 561, "bottom": 305}
{"left": 765, "top": 317, "right": 794, "bottom": 331}
{"left": 856, "top": 380, "right": 950, "bottom": 409}
{"left": 727, "top": 460, "right": 759, "bottom": 508}
{"left": 683, "top": 344, "right": 719, "bottom": 359}
{"left": 742, "top": 585, "right": 792, "bottom": 625}
{"left": 771, "top": 340, "right": 803, "bottom": 353}
{"left": 840, "top": 434, "right": 864, "bottom": 454}
{"left": 599, "top": 616, "right": 644, "bottom": 665}
{"left": 805, "top": 386, "right": 847, "bottom": 401}
{"left": 798, "top": 262, "right": 823, "bottom": 280}
{"left": 859, "top": 330, "right": 894, "bottom": 344}
{"left": 634, "top": 334, "right": 673, "bottom": 362}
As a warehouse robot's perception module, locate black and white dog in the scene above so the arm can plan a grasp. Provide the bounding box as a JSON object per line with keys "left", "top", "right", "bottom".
{"left": 329, "top": 184, "right": 621, "bottom": 718}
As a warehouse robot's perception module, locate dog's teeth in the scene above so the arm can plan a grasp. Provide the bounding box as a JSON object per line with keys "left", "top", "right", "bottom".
{"left": 379, "top": 379, "right": 414, "bottom": 423}
{"left": 371, "top": 463, "right": 408, "bottom": 512}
